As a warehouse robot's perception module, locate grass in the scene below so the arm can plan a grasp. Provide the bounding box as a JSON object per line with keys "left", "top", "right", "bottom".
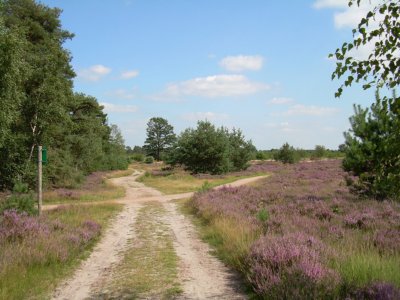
{"left": 95, "top": 202, "right": 181, "bottom": 299}
{"left": 333, "top": 246, "right": 400, "bottom": 288}
{"left": 0, "top": 203, "right": 123, "bottom": 300}
{"left": 44, "top": 181, "right": 125, "bottom": 204}
{"left": 138, "top": 170, "right": 267, "bottom": 194}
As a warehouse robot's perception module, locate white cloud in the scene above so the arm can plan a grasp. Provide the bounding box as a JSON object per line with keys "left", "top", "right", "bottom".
{"left": 100, "top": 102, "right": 138, "bottom": 113}
{"left": 313, "top": 0, "right": 347, "bottom": 9}
{"left": 268, "top": 97, "right": 294, "bottom": 105}
{"left": 156, "top": 74, "right": 269, "bottom": 100}
{"left": 78, "top": 65, "right": 111, "bottom": 81}
{"left": 314, "top": 0, "right": 380, "bottom": 29}
{"left": 108, "top": 89, "right": 136, "bottom": 100}
{"left": 182, "top": 112, "right": 229, "bottom": 122}
{"left": 220, "top": 55, "right": 264, "bottom": 72}
{"left": 334, "top": 6, "right": 370, "bottom": 28}
{"left": 120, "top": 70, "right": 139, "bottom": 79}
{"left": 265, "top": 121, "right": 296, "bottom": 132}
{"left": 284, "top": 104, "right": 340, "bottom": 116}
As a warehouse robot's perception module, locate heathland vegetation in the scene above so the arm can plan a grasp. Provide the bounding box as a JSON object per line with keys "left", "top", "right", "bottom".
{"left": 185, "top": 160, "right": 400, "bottom": 299}
{"left": 178, "top": 0, "right": 400, "bottom": 298}
{"left": 0, "top": 0, "right": 399, "bottom": 299}
{"left": 0, "top": 204, "right": 122, "bottom": 299}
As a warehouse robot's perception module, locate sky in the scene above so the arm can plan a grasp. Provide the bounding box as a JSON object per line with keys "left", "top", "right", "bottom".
{"left": 41, "top": 0, "right": 379, "bottom": 149}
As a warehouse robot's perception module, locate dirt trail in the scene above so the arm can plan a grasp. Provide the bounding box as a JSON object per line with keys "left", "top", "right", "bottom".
{"left": 52, "top": 204, "right": 139, "bottom": 300}
{"left": 51, "top": 171, "right": 266, "bottom": 299}
{"left": 164, "top": 202, "right": 246, "bottom": 299}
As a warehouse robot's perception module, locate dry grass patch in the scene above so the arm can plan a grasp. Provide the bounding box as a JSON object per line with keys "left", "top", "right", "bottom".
{"left": 138, "top": 169, "right": 267, "bottom": 194}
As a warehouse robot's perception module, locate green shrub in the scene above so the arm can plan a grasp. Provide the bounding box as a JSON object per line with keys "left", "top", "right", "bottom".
{"left": 131, "top": 153, "right": 145, "bottom": 162}
{"left": 256, "top": 208, "right": 269, "bottom": 222}
{"left": 311, "top": 145, "right": 327, "bottom": 160}
{"left": 198, "top": 181, "right": 213, "bottom": 193}
{"left": 274, "top": 143, "right": 300, "bottom": 164}
{"left": 255, "top": 151, "right": 267, "bottom": 160}
{"left": 144, "top": 156, "right": 154, "bottom": 164}
{"left": 0, "top": 182, "right": 37, "bottom": 215}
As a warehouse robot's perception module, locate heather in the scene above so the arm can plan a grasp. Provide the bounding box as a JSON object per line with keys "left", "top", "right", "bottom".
{"left": 0, "top": 204, "right": 122, "bottom": 299}
{"left": 190, "top": 160, "right": 400, "bottom": 299}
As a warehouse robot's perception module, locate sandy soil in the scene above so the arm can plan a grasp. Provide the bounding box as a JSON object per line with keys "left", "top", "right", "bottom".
{"left": 51, "top": 171, "right": 266, "bottom": 299}
{"left": 164, "top": 202, "right": 247, "bottom": 299}
{"left": 52, "top": 203, "right": 139, "bottom": 300}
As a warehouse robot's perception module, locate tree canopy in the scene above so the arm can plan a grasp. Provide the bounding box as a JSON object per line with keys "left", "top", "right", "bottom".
{"left": 331, "top": 0, "right": 400, "bottom": 97}
{"left": 0, "top": 0, "right": 128, "bottom": 190}
{"left": 167, "top": 121, "right": 255, "bottom": 174}
{"left": 143, "top": 117, "right": 176, "bottom": 161}
{"left": 343, "top": 91, "right": 400, "bottom": 201}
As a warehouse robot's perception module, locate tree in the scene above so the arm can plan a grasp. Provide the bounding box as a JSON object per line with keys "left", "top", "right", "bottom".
{"left": 168, "top": 121, "right": 230, "bottom": 174}
{"left": 343, "top": 91, "right": 400, "bottom": 201}
{"left": 331, "top": 0, "right": 400, "bottom": 97}
{"left": 104, "top": 124, "right": 128, "bottom": 170}
{"left": 0, "top": 0, "right": 76, "bottom": 187}
{"left": 168, "top": 121, "right": 254, "bottom": 174}
{"left": 0, "top": 0, "right": 129, "bottom": 190}
{"left": 330, "top": 0, "right": 400, "bottom": 200}
{"left": 0, "top": 18, "right": 25, "bottom": 148}
{"left": 228, "top": 128, "right": 256, "bottom": 170}
{"left": 312, "top": 145, "right": 327, "bottom": 160}
{"left": 143, "top": 117, "right": 176, "bottom": 161}
{"left": 274, "top": 143, "right": 300, "bottom": 164}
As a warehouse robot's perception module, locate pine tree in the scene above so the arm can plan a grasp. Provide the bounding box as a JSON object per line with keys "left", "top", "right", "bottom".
{"left": 343, "top": 90, "right": 400, "bottom": 201}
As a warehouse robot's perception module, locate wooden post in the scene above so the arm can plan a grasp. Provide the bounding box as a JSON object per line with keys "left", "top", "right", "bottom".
{"left": 38, "top": 145, "right": 42, "bottom": 215}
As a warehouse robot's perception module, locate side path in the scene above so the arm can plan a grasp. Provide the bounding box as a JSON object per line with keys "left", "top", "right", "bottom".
{"left": 51, "top": 171, "right": 267, "bottom": 299}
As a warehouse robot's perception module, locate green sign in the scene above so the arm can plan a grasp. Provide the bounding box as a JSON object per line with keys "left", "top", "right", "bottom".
{"left": 42, "top": 147, "right": 47, "bottom": 164}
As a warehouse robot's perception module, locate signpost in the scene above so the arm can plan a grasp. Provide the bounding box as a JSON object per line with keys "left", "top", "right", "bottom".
{"left": 42, "top": 146, "right": 47, "bottom": 165}
{"left": 38, "top": 145, "right": 43, "bottom": 215}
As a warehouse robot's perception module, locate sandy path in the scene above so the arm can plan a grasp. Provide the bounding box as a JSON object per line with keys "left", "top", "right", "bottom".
{"left": 51, "top": 171, "right": 150, "bottom": 300}
{"left": 51, "top": 172, "right": 266, "bottom": 299}
{"left": 52, "top": 204, "right": 139, "bottom": 300}
{"left": 164, "top": 202, "right": 247, "bottom": 299}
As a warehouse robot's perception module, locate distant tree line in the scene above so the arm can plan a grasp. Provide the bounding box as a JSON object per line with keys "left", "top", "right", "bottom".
{"left": 0, "top": 0, "right": 127, "bottom": 190}
{"left": 139, "top": 118, "right": 346, "bottom": 173}
{"left": 256, "top": 144, "right": 345, "bottom": 163}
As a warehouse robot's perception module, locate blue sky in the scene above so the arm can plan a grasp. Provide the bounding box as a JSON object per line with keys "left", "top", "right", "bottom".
{"left": 42, "top": 0, "right": 378, "bottom": 149}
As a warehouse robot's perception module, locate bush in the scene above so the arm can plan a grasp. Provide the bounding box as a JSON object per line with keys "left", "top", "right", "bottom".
{"left": 198, "top": 181, "right": 212, "bottom": 193}
{"left": 311, "top": 145, "right": 326, "bottom": 160}
{"left": 0, "top": 182, "right": 37, "bottom": 215}
{"left": 131, "top": 153, "right": 145, "bottom": 162}
{"left": 144, "top": 156, "right": 154, "bottom": 164}
{"left": 255, "top": 151, "right": 267, "bottom": 160}
{"left": 274, "top": 143, "right": 300, "bottom": 164}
